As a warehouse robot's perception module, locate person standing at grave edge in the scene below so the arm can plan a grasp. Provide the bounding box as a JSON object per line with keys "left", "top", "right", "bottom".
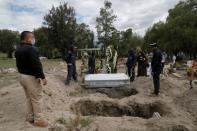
{"left": 15, "top": 31, "right": 48, "bottom": 127}
{"left": 64, "top": 45, "right": 77, "bottom": 85}
{"left": 150, "top": 43, "right": 162, "bottom": 96}
{"left": 126, "top": 48, "right": 137, "bottom": 82}
{"left": 88, "top": 52, "right": 96, "bottom": 74}
{"left": 137, "top": 47, "right": 148, "bottom": 77}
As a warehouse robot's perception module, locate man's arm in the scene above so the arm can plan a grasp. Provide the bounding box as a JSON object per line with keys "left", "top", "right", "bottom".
{"left": 29, "top": 47, "right": 45, "bottom": 79}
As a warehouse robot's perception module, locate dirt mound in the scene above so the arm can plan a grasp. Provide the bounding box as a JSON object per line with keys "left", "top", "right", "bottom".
{"left": 175, "top": 88, "right": 197, "bottom": 124}
{"left": 95, "top": 87, "right": 138, "bottom": 99}
{"left": 170, "top": 125, "right": 189, "bottom": 131}
{"left": 71, "top": 99, "right": 168, "bottom": 119}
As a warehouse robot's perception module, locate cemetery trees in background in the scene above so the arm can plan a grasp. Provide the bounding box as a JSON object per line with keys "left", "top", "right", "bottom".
{"left": 96, "top": 0, "right": 117, "bottom": 49}
{"left": 75, "top": 23, "right": 94, "bottom": 49}
{"left": 43, "top": 2, "right": 76, "bottom": 57}
{"left": 144, "top": 0, "right": 197, "bottom": 58}
{"left": 0, "top": 29, "right": 19, "bottom": 58}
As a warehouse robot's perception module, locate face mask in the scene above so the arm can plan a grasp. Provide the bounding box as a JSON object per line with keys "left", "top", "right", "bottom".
{"left": 32, "top": 38, "right": 36, "bottom": 45}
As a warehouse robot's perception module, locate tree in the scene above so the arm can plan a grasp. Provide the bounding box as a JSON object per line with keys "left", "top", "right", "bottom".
{"left": 144, "top": 0, "right": 197, "bottom": 58}
{"left": 43, "top": 2, "right": 76, "bottom": 57}
{"left": 96, "top": 0, "right": 117, "bottom": 49}
{"left": 118, "top": 28, "right": 144, "bottom": 56}
{"left": 0, "top": 29, "right": 19, "bottom": 58}
{"left": 74, "top": 23, "right": 94, "bottom": 49}
{"left": 33, "top": 27, "right": 54, "bottom": 58}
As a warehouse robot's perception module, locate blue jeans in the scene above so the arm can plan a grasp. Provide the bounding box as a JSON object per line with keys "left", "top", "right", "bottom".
{"left": 67, "top": 64, "right": 77, "bottom": 82}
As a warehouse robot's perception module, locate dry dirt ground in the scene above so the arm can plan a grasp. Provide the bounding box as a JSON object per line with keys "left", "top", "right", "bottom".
{"left": 0, "top": 61, "right": 197, "bottom": 131}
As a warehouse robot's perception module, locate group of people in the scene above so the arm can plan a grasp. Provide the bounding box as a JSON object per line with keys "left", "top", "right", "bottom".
{"left": 64, "top": 43, "right": 163, "bottom": 97}
{"left": 126, "top": 47, "right": 149, "bottom": 82}
{"left": 126, "top": 43, "right": 163, "bottom": 96}
{"left": 14, "top": 31, "right": 195, "bottom": 128}
{"left": 64, "top": 46, "right": 97, "bottom": 85}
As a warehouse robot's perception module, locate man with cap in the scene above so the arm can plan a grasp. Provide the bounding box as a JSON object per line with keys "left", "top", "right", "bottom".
{"left": 150, "top": 43, "right": 162, "bottom": 95}
{"left": 65, "top": 45, "right": 77, "bottom": 85}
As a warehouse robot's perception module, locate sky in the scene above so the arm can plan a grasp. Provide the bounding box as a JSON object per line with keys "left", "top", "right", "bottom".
{"left": 0, "top": 0, "right": 181, "bottom": 36}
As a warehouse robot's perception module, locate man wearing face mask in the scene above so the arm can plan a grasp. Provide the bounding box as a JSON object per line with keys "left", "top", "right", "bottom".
{"left": 15, "top": 31, "right": 48, "bottom": 127}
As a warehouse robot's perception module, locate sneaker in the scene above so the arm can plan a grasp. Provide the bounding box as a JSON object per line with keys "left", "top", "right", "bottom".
{"left": 34, "top": 120, "right": 48, "bottom": 127}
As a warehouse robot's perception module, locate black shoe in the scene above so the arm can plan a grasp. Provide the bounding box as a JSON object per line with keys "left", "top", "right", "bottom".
{"left": 151, "top": 92, "right": 159, "bottom": 96}
{"left": 130, "top": 78, "right": 134, "bottom": 82}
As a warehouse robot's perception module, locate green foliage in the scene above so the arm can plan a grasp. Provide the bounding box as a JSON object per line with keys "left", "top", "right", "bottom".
{"left": 34, "top": 3, "right": 94, "bottom": 58}
{"left": 0, "top": 53, "right": 16, "bottom": 68}
{"left": 75, "top": 23, "right": 94, "bottom": 49}
{"left": 0, "top": 30, "right": 19, "bottom": 58}
{"left": 56, "top": 115, "right": 94, "bottom": 131}
{"left": 34, "top": 27, "right": 50, "bottom": 57}
{"left": 119, "top": 28, "right": 144, "bottom": 56}
{"left": 96, "top": 0, "right": 117, "bottom": 48}
{"left": 43, "top": 2, "right": 76, "bottom": 55}
{"left": 144, "top": 0, "right": 197, "bottom": 57}
{"left": 96, "top": 1, "right": 143, "bottom": 57}
{"left": 51, "top": 48, "right": 61, "bottom": 58}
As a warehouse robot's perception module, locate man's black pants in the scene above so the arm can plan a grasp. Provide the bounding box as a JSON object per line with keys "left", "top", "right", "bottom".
{"left": 89, "top": 66, "right": 95, "bottom": 74}
{"left": 128, "top": 67, "right": 135, "bottom": 82}
{"left": 67, "top": 64, "right": 77, "bottom": 83}
{"left": 153, "top": 73, "right": 160, "bottom": 94}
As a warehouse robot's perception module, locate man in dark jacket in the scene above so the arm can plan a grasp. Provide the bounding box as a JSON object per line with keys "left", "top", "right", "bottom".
{"left": 15, "top": 31, "right": 48, "bottom": 127}
{"left": 126, "top": 48, "right": 137, "bottom": 82}
{"left": 65, "top": 45, "right": 77, "bottom": 85}
{"left": 88, "top": 52, "right": 96, "bottom": 74}
{"left": 150, "top": 43, "right": 162, "bottom": 95}
{"left": 137, "top": 48, "right": 148, "bottom": 77}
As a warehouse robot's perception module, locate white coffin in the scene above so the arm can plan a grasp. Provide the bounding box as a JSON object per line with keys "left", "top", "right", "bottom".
{"left": 84, "top": 73, "right": 130, "bottom": 88}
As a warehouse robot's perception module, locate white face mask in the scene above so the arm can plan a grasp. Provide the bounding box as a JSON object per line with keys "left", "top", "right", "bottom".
{"left": 32, "top": 38, "right": 36, "bottom": 45}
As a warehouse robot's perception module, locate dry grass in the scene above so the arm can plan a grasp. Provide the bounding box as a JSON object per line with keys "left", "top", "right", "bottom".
{"left": 56, "top": 114, "right": 94, "bottom": 131}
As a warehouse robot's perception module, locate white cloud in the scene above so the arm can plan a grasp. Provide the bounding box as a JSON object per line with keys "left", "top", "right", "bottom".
{"left": 0, "top": 0, "right": 181, "bottom": 36}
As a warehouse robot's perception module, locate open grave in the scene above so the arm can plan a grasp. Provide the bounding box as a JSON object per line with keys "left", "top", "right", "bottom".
{"left": 169, "top": 125, "right": 189, "bottom": 131}
{"left": 71, "top": 99, "right": 169, "bottom": 119}
{"left": 95, "top": 87, "right": 138, "bottom": 99}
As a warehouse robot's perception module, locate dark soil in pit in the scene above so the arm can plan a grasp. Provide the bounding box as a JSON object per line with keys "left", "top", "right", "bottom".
{"left": 71, "top": 99, "right": 169, "bottom": 119}
{"left": 169, "top": 125, "right": 189, "bottom": 131}
{"left": 95, "top": 87, "right": 138, "bottom": 99}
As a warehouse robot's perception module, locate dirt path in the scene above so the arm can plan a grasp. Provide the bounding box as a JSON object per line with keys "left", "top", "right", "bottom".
{"left": 0, "top": 65, "right": 197, "bottom": 131}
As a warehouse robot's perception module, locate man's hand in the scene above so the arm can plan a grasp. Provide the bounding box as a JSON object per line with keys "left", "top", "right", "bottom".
{"left": 37, "top": 78, "right": 47, "bottom": 86}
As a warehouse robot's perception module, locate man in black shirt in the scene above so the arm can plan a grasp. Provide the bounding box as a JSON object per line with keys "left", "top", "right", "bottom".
{"left": 150, "top": 43, "right": 162, "bottom": 96}
{"left": 64, "top": 45, "right": 77, "bottom": 85}
{"left": 15, "top": 31, "right": 48, "bottom": 127}
{"left": 126, "top": 48, "right": 137, "bottom": 82}
{"left": 88, "top": 52, "right": 96, "bottom": 74}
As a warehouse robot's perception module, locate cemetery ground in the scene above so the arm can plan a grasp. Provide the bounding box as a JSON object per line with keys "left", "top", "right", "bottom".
{"left": 0, "top": 54, "right": 197, "bottom": 131}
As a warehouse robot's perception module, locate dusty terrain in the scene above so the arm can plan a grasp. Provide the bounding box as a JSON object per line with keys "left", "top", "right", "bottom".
{"left": 0, "top": 61, "right": 197, "bottom": 131}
